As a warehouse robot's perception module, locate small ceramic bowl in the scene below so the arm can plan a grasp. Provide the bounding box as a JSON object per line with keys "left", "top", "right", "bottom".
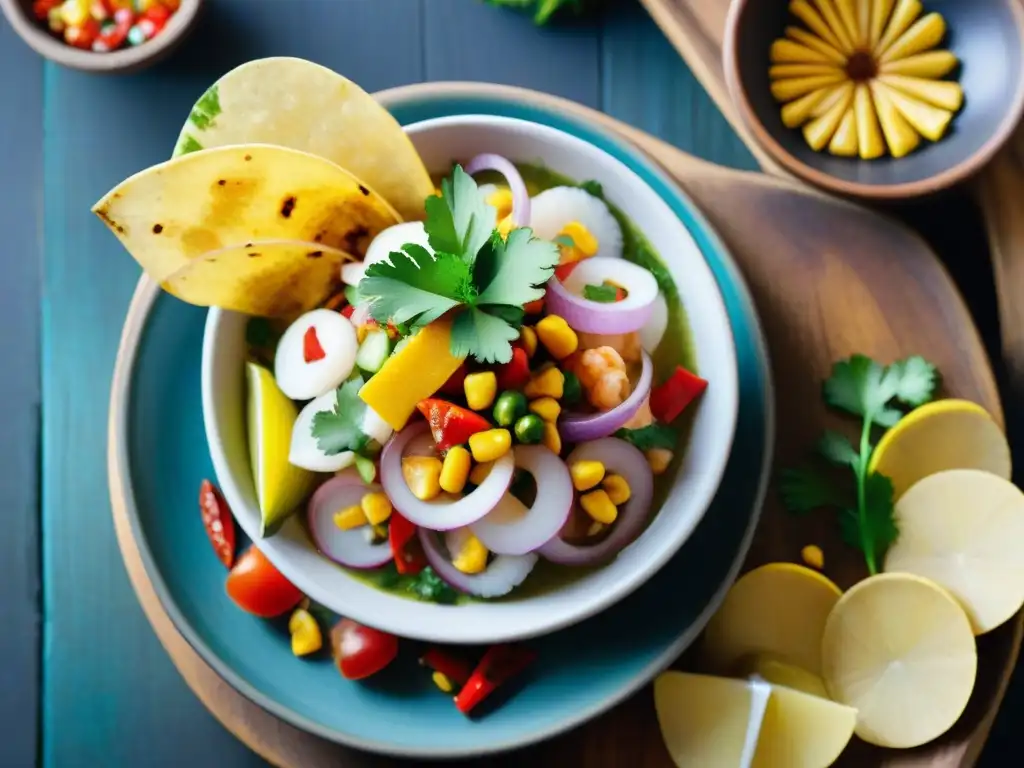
{"left": 724, "top": 0, "right": 1024, "bottom": 199}
{"left": 201, "top": 115, "right": 740, "bottom": 645}
{"left": 0, "top": 0, "right": 202, "bottom": 74}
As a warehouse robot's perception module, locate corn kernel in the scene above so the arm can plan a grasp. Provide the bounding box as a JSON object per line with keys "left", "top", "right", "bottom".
{"left": 646, "top": 448, "right": 673, "bottom": 475}
{"left": 497, "top": 215, "right": 516, "bottom": 239}
{"left": 486, "top": 188, "right": 514, "bottom": 220}
{"left": 560, "top": 221, "right": 599, "bottom": 257}
{"left": 452, "top": 533, "right": 489, "bottom": 574}
{"left": 432, "top": 671, "right": 454, "bottom": 693}
{"left": 542, "top": 421, "right": 562, "bottom": 455}
{"left": 370, "top": 524, "right": 388, "bottom": 542}
{"left": 535, "top": 315, "right": 579, "bottom": 360}
{"left": 469, "top": 461, "right": 493, "bottom": 486}
{"left": 468, "top": 428, "right": 512, "bottom": 463}
{"left": 586, "top": 521, "right": 605, "bottom": 537}
{"left": 528, "top": 396, "right": 560, "bottom": 423}
{"left": 520, "top": 325, "right": 538, "bottom": 358}
{"left": 440, "top": 445, "right": 472, "bottom": 494}
{"left": 464, "top": 371, "right": 497, "bottom": 411}
{"left": 356, "top": 324, "right": 369, "bottom": 344}
{"left": 334, "top": 504, "right": 368, "bottom": 530}
{"left": 570, "top": 460, "right": 606, "bottom": 491}
{"left": 525, "top": 366, "right": 565, "bottom": 399}
{"left": 288, "top": 609, "right": 323, "bottom": 657}
{"left": 402, "top": 456, "right": 443, "bottom": 500}
{"left": 580, "top": 489, "right": 618, "bottom": 524}
{"left": 602, "top": 474, "right": 631, "bottom": 505}
{"left": 801, "top": 545, "right": 825, "bottom": 571}
{"left": 360, "top": 492, "right": 393, "bottom": 525}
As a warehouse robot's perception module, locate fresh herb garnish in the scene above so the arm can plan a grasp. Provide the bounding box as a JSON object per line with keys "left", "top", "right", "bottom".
{"left": 579, "top": 179, "right": 604, "bottom": 198}
{"left": 311, "top": 376, "right": 370, "bottom": 456}
{"left": 360, "top": 166, "right": 559, "bottom": 364}
{"left": 779, "top": 354, "right": 939, "bottom": 574}
{"left": 584, "top": 283, "right": 619, "bottom": 303}
{"left": 407, "top": 567, "right": 459, "bottom": 604}
{"left": 485, "top": 0, "right": 585, "bottom": 24}
{"left": 353, "top": 453, "right": 376, "bottom": 484}
{"left": 629, "top": 239, "right": 677, "bottom": 301}
{"left": 343, "top": 283, "right": 362, "bottom": 307}
{"left": 615, "top": 423, "right": 676, "bottom": 451}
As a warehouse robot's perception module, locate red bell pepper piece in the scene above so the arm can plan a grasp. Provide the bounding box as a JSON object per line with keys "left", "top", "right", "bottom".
{"left": 64, "top": 18, "right": 100, "bottom": 49}
{"left": 553, "top": 261, "right": 580, "bottom": 282}
{"left": 454, "top": 644, "right": 536, "bottom": 715}
{"left": 439, "top": 362, "right": 468, "bottom": 397}
{"left": 198, "top": 480, "right": 236, "bottom": 568}
{"left": 649, "top": 365, "right": 708, "bottom": 424}
{"left": 389, "top": 512, "right": 426, "bottom": 575}
{"left": 523, "top": 298, "right": 544, "bottom": 315}
{"left": 416, "top": 398, "right": 492, "bottom": 452}
{"left": 420, "top": 647, "right": 474, "bottom": 687}
{"left": 32, "top": 0, "right": 61, "bottom": 20}
{"left": 302, "top": 326, "right": 326, "bottom": 363}
{"left": 495, "top": 347, "right": 530, "bottom": 391}
{"left": 340, "top": 304, "right": 356, "bottom": 319}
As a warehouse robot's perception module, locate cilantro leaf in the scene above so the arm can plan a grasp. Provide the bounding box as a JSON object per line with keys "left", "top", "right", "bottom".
{"left": 425, "top": 165, "right": 495, "bottom": 264}
{"left": 823, "top": 354, "right": 901, "bottom": 425}
{"left": 475, "top": 227, "right": 560, "bottom": 306}
{"left": 579, "top": 179, "right": 604, "bottom": 198}
{"left": 311, "top": 377, "right": 369, "bottom": 455}
{"left": 615, "top": 424, "right": 676, "bottom": 451}
{"left": 817, "top": 431, "right": 859, "bottom": 468}
{"left": 353, "top": 454, "right": 376, "bottom": 484}
{"left": 359, "top": 245, "right": 469, "bottom": 327}
{"left": 407, "top": 567, "right": 459, "bottom": 604}
{"left": 888, "top": 355, "right": 939, "bottom": 407}
{"left": 450, "top": 308, "right": 520, "bottom": 364}
{"left": 856, "top": 472, "right": 899, "bottom": 565}
{"left": 779, "top": 467, "right": 848, "bottom": 514}
{"left": 583, "top": 283, "right": 618, "bottom": 303}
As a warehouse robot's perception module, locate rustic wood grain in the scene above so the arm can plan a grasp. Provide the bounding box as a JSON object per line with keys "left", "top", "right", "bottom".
{"left": 110, "top": 81, "right": 1007, "bottom": 768}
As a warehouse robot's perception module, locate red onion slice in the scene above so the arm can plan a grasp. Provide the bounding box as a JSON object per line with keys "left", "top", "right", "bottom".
{"left": 538, "top": 438, "right": 654, "bottom": 566}
{"left": 307, "top": 471, "right": 393, "bottom": 569}
{"left": 464, "top": 153, "right": 531, "bottom": 226}
{"left": 560, "top": 351, "right": 653, "bottom": 443}
{"left": 419, "top": 527, "right": 538, "bottom": 598}
{"left": 380, "top": 422, "right": 514, "bottom": 531}
{"left": 470, "top": 446, "right": 574, "bottom": 555}
{"left": 546, "top": 257, "right": 658, "bottom": 334}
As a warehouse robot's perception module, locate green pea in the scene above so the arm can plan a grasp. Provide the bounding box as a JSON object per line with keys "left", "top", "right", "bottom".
{"left": 514, "top": 414, "right": 545, "bottom": 444}
{"left": 562, "top": 370, "right": 583, "bottom": 406}
{"left": 493, "top": 390, "right": 528, "bottom": 426}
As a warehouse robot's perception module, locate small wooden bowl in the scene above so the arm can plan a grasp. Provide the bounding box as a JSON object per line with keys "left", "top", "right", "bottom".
{"left": 723, "top": 0, "right": 1024, "bottom": 199}
{"left": 0, "top": 0, "right": 202, "bottom": 74}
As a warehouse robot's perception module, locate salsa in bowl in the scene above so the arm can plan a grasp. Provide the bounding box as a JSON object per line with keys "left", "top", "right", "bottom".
{"left": 199, "top": 114, "right": 738, "bottom": 643}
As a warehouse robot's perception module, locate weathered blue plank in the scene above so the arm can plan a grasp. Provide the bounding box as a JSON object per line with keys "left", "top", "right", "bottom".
{"left": 0, "top": 17, "right": 42, "bottom": 768}
{"left": 41, "top": 3, "right": 422, "bottom": 767}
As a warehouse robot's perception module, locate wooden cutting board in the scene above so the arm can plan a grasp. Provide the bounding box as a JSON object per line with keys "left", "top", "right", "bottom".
{"left": 109, "top": 82, "right": 1014, "bottom": 768}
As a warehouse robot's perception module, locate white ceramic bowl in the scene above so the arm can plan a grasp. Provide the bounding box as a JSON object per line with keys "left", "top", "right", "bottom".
{"left": 202, "top": 115, "right": 739, "bottom": 644}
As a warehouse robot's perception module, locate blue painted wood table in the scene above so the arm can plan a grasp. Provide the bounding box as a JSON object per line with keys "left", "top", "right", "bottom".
{"left": 0, "top": 0, "right": 1019, "bottom": 765}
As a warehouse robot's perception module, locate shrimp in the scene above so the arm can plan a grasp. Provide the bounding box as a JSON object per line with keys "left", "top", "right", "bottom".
{"left": 576, "top": 330, "right": 642, "bottom": 364}
{"left": 574, "top": 346, "right": 630, "bottom": 411}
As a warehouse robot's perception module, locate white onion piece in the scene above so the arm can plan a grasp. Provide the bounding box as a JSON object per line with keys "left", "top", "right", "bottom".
{"left": 539, "top": 438, "right": 654, "bottom": 566}
{"left": 274, "top": 309, "right": 357, "bottom": 401}
{"left": 289, "top": 390, "right": 356, "bottom": 472}
{"left": 307, "top": 471, "right": 393, "bottom": 569}
{"left": 361, "top": 406, "right": 394, "bottom": 447}
{"left": 560, "top": 351, "right": 653, "bottom": 443}
{"left": 529, "top": 186, "right": 623, "bottom": 260}
{"left": 547, "top": 257, "right": 658, "bottom": 335}
{"left": 470, "top": 446, "right": 573, "bottom": 555}
{"left": 464, "top": 153, "right": 530, "bottom": 226}
{"left": 420, "top": 527, "right": 538, "bottom": 597}
{"left": 640, "top": 293, "right": 669, "bottom": 353}
{"left": 340, "top": 261, "right": 367, "bottom": 286}
{"left": 380, "top": 422, "right": 514, "bottom": 530}
{"left": 362, "top": 221, "right": 431, "bottom": 270}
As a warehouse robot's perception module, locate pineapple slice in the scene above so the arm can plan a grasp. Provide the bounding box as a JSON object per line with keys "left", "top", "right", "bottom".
{"left": 828, "top": 106, "right": 860, "bottom": 156}
{"left": 878, "top": 50, "right": 959, "bottom": 78}
{"left": 870, "top": 80, "right": 921, "bottom": 157}
{"left": 878, "top": 73, "right": 963, "bottom": 110}
{"left": 804, "top": 87, "right": 856, "bottom": 151}
{"left": 877, "top": 81, "right": 954, "bottom": 141}
{"left": 880, "top": 12, "right": 947, "bottom": 64}
{"left": 771, "top": 73, "right": 848, "bottom": 102}
{"left": 876, "top": 0, "right": 924, "bottom": 54}
{"left": 854, "top": 83, "right": 886, "bottom": 158}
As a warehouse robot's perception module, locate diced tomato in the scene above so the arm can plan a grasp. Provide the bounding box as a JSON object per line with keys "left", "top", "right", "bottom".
{"left": 554, "top": 261, "right": 580, "bottom": 282}
{"left": 330, "top": 619, "right": 399, "bottom": 680}
{"left": 303, "top": 326, "right": 326, "bottom": 362}
{"left": 389, "top": 511, "right": 427, "bottom": 575}
{"left": 440, "top": 362, "right": 469, "bottom": 397}
{"left": 198, "top": 479, "right": 236, "bottom": 568}
{"left": 649, "top": 365, "right": 709, "bottom": 424}
{"left": 340, "top": 304, "right": 356, "bottom": 319}
{"left": 523, "top": 298, "right": 544, "bottom": 315}
{"left": 225, "top": 547, "right": 303, "bottom": 618}
{"left": 495, "top": 347, "right": 530, "bottom": 391}
{"left": 32, "top": 0, "right": 61, "bottom": 20}
{"left": 416, "top": 398, "right": 492, "bottom": 452}
{"left": 454, "top": 644, "right": 536, "bottom": 715}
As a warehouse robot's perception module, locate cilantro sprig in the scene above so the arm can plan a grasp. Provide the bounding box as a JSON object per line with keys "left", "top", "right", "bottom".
{"left": 484, "top": 0, "right": 584, "bottom": 25}
{"left": 359, "top": 165, "right": 559, "bottom": 364}
{"left": 310, "top": 375, "right": 380, "bottom": 478}
{"left": 615, "top": 423, "right": 676, "bottom": 452}
{"left": 779, "top": 354, "right": 939, "bottom": 574}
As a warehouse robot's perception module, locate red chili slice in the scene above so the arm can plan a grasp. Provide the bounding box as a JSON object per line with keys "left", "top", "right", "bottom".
{"left": 389, "top": 512, "right": 427, "bottom": 575}
{"left": 199, "top": 479, "right": 236, "bottom": 568}
{"left": 303, "top": 325, "right": 327, "bottom": 362}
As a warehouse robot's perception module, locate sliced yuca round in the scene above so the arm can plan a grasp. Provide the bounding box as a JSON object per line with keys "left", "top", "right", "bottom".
{"left": 821, "top": 573, "right": 977, "bottom": 748}
{"left": 701, "top": 563, "right": 842, "bottom": 676}
{"left": 869, "top": 399, "right": 1011, "bottom": 500}
{"left": 752, "top": 683, "right": 857, "bottom": 768}
{"left": 885, "top": 469, "right": 1024, "bottom": 634}
{"left": 654, "top": 672, "right": 771, "bottom": 768}
{"left": 735, "top": 653, "right": 829, "bottom": 699}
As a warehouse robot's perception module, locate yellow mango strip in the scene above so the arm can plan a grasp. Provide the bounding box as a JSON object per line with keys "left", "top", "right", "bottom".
{"left": 878, "top": 74, "right": 963, "bottom": 111}
{"left": 879, "top": 13, "right": 946, "bottom": 64}
{"left": 789, "top": 0, "right": 846, "bottom": 51}
{"left": 782, "top": 87, "right": 833, "bottom": 127}
{"left": 828, "top": 107, "right": 860, "bottom": 156}
{"left": 876, "top": 0, "right": 923, "bottom": 55}
{"left": 782, "top": 26, "right": 847, "bottom": 64}
{"left": 811, "top": 81, "right": 855, "bottom": 118}
{"left": 870, "top": 0, "right": 896, "bottom": 48}
{"left": 803, "top": 86, "right": 855, "bottom": 150}
{"left": 855, "top": 0, "right": 872, "bottom": 47}
{"left": 876, "top": 81, "right": 953, "bottom": 141}
{"left": 771, "top": 73, "right": 848, "bottom": 103}
{"left": 811, "top": 0, "right": 856, "bottom": 53}
{"left": 870, "top": 81, "right": 921, "bottom": 157}
{"left": 878, "top": 50, "right": 958, "bottom": 78}
{"left": 769, "top": 63, "right": 844, "bottom": 79}
{"left": 854, "top": 83, "right": 886, "bottom": 159}
{"left": 835, "top": 0, "right": 863, "bottom": 48}
{"left": 359, "top": 319, "right": 465, "bottom": 430}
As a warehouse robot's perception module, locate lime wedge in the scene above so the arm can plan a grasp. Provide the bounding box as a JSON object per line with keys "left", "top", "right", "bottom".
{"left": 246, "top": 362, "right": 316, "bottom": 534}
{"left": 735, "top": 653, "right": 830, "bottom": 699}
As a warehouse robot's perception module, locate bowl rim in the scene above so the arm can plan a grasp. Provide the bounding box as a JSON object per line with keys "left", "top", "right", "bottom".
{"left": 722, "top": 0, "right": 1024, "bottom": 199}
{"left": 200, "top": 112, "right": 741, "bottom": 645}
{"left": 0, "top": 0, "right": 202, "bottom": 73}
